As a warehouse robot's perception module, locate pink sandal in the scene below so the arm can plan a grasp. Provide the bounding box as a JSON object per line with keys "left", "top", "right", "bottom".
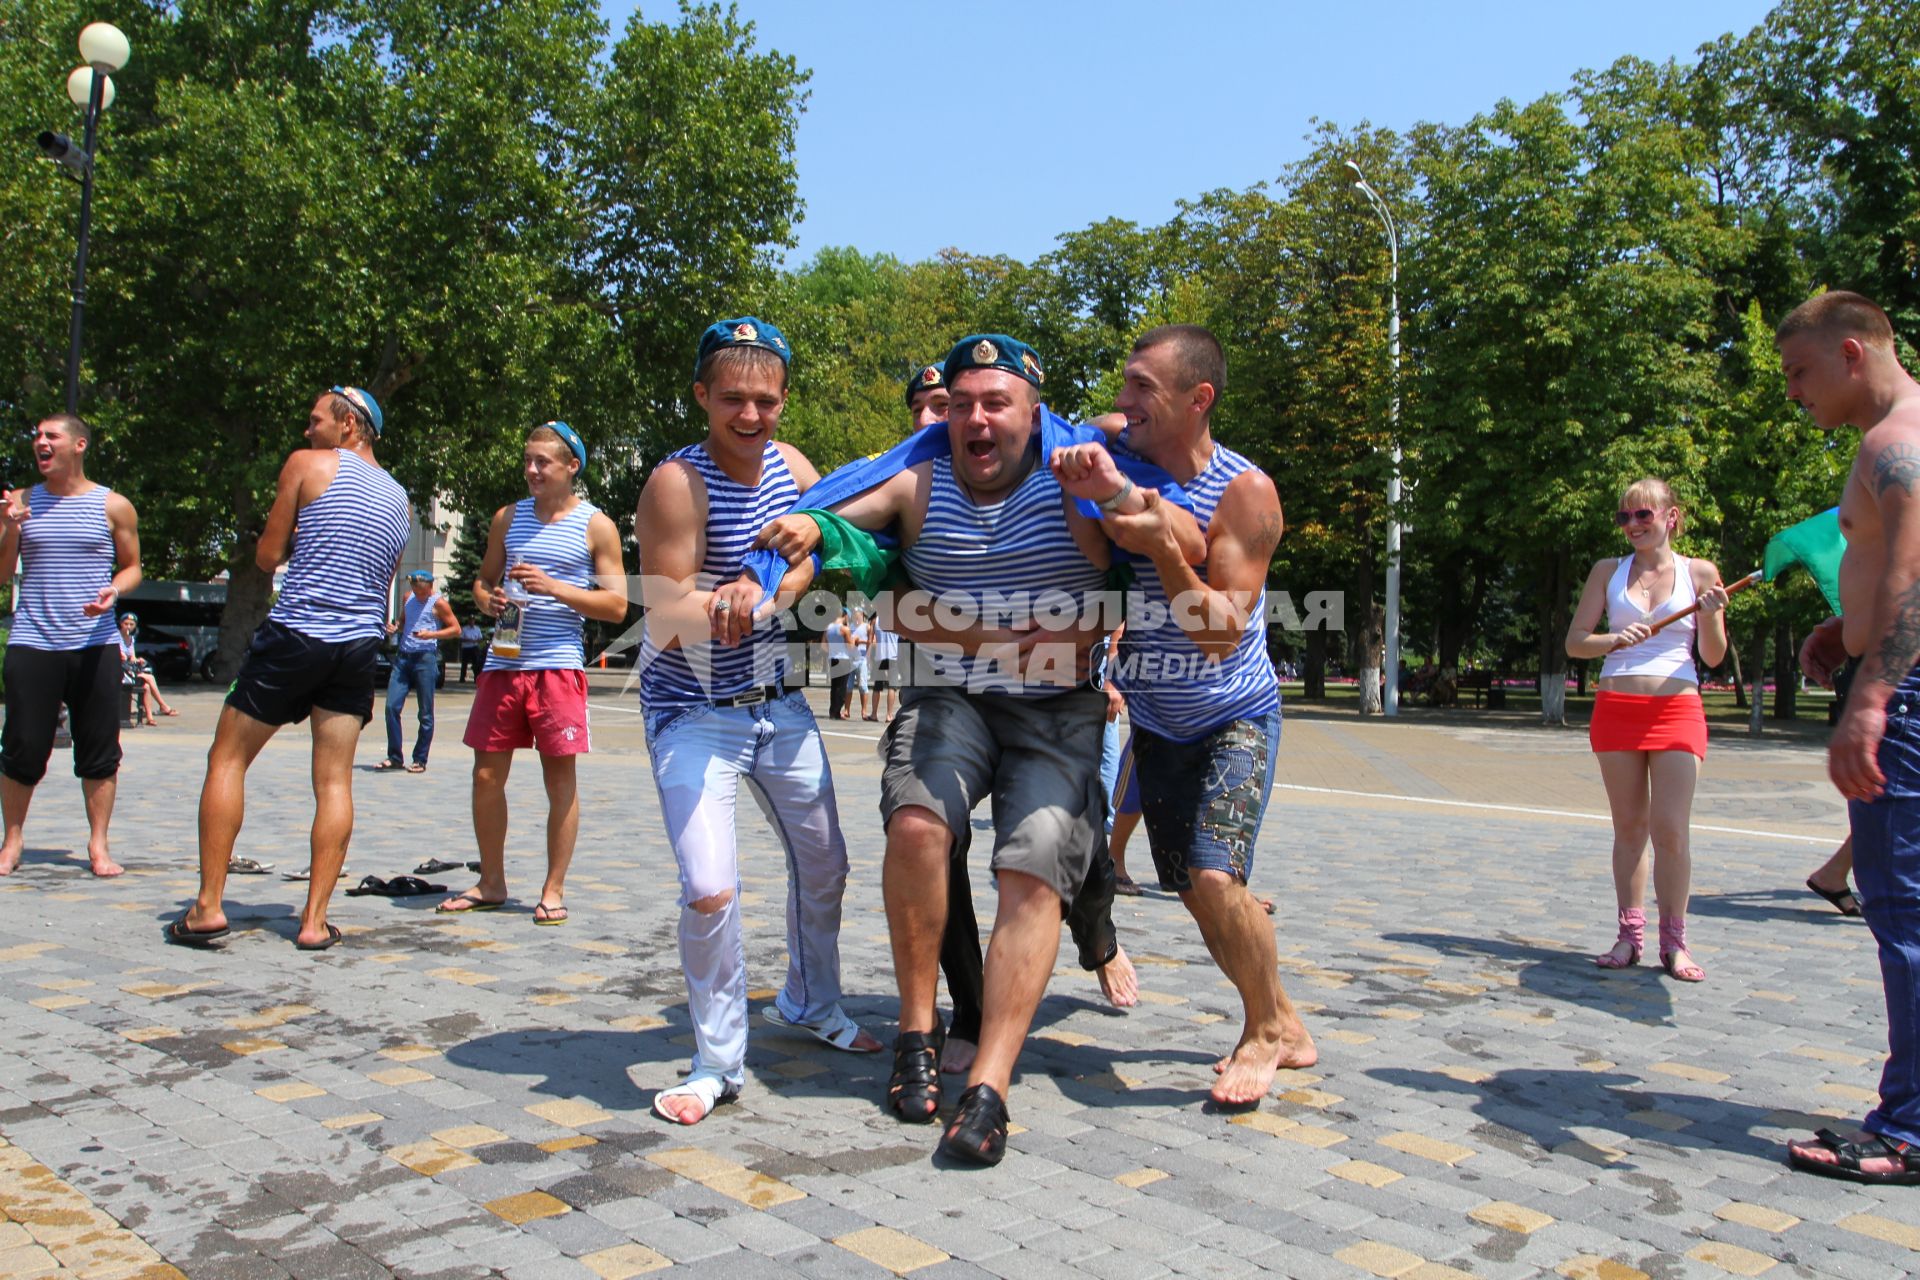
{"left": 1659, "top": 916, "right": 1705, "bottom": 982}
{"left": 1594, "top": 907, "right": 1644, "bottom": 969}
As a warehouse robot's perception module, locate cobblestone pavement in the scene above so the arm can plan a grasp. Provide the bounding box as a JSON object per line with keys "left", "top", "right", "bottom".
{"left": 3, "top": 679, "right": 1916, "bottom": 1280}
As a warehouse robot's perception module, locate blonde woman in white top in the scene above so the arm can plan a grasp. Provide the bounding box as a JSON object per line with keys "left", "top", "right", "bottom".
{"left": 1565, "top": 478, "right": 1730, "bottom": 982}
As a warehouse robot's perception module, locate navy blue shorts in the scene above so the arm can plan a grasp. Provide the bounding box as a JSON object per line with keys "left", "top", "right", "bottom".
{"left": 227, "top": 619, "right": 380, "bottom": 727}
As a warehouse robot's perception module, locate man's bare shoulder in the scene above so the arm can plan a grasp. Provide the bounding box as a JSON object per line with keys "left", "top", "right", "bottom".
{"left": 641, "top": 456, "right": 705, "bottom": 505}
{"left": 1217, "top": 468, "right": 1281, "bottom": 546}
{"left": 1860, "top": 417, "right": 1920, "bottom": 502}
{"left": 772, "top": 440, "right": 819, "bottom": 485}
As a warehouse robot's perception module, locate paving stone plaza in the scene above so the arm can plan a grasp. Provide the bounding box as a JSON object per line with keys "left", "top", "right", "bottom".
{"left": 2, "top": 679, "right": 1916, "bottom": 1280}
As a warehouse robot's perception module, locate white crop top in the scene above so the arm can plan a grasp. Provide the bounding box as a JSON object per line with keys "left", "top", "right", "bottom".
{"left": 1598, "top": 555, "right": 1698, "bottom": 683}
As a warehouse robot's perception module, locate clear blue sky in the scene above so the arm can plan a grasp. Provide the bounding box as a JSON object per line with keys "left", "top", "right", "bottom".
{"left": 601, "top": 0, "right": 1777, "bottom": 267}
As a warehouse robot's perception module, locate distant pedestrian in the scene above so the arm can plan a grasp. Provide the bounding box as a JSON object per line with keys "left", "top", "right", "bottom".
{"left": 458, "top": 620, "right": 483, "bottom": 682}
{"left": 379, "top": 571, "right": 458, "bottom": 772}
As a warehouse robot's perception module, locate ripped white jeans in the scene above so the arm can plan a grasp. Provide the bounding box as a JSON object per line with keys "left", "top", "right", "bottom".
{"left": 644, "top": 691, "right": 850, "bottom": 1084}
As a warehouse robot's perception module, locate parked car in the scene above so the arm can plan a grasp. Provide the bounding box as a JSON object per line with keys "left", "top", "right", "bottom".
{"left": 132, "top": 625, "right": 195, "bottom": 682}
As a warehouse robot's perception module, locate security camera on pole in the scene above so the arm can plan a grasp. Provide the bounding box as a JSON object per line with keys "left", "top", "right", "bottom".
{"left": 36, "top": 22, "right": 131, "bottom": 415}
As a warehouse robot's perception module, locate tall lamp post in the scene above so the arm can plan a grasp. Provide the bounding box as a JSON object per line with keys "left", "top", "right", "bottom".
{"left": 36, "top": 22, "right": 131, "bottom": 416}
{"left": 1347, "top": 160, "right": 1403, "bottom": 717}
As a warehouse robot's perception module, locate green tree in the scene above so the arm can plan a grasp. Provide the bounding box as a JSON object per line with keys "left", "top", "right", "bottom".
{"left": 1, "top": 1, "right": 806, "bottom": 677}
{"left": 1408, "top": 69, "right": 1733, "bottom": 723}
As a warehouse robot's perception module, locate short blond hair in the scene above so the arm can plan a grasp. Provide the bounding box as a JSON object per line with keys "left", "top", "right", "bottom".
{"left": 1621, "top": 476, "right": 1683, "bottom": 536}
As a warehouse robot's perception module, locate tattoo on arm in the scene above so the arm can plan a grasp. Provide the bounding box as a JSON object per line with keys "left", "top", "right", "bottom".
{"left": 1874, "top": 579, "right": 1920, "bottom": 687}
{"left": 1873, "top": 443, "right": 1920, "bottom": 497}
{"left": 1255, "top": 509, "right": 1282, "bottom": 549}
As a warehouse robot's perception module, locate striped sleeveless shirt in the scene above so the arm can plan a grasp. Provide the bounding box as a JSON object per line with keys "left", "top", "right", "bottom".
{"left": 270, "top": 451, "right": 412, "bottom": 643}
{"left": 639, "top": 442, "right": 797, "bottom": 709}
{"left": 901, "top": 454, "right": 1106, "bottom": 697}
{"left": 1114, "top": 442, "right": 1280, "bottom": 742}
{"left": 8, "top": 485, "right": 120, "bottom": 651}
{"left": 489, "top": 498, "right": 599, "bottom": 672}
{"left": 396, "top": 592, "right": 443, "bottom": 654}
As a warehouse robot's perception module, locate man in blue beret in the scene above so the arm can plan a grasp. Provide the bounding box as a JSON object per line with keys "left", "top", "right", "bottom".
{"left": 632, "top": 318, "right": 881, "bottom": 1126}
{"left": 759, "top": 334, "right": 1199, "bottom": 1164}
{"left": 906, "top": 362, "right": 949, "bottom": 431}
{"left": 437, "top": 420, "right": 627, "bottom": 924}
{"left": 173, "top": 386, "right": 412, "bottom": 951}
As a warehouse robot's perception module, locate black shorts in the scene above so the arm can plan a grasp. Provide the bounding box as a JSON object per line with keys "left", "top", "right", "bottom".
{"left": 1, "top": 643, "right": 122, "bottom": 785}
{"left": 227, "top": 619, "right": 381, "bottom": 727}
{"left": 873, "top": 658, "right": 896, "bottom": 689}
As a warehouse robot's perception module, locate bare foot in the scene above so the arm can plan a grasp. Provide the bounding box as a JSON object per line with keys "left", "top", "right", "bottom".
{"left": 0, "top": 843, "right": 20, "bottom": 876}
{"left": 1211, "top": 1022, "right": 1318, "bottom": 1084}
{"left": 89, "top": 845, "right": 124, "bottom": 878}
{"left": 941, "top": 1037, "right": 978, "bottom": 1075}
{"left": 656, "top": 1094, "right": 707, "bottom": 1124}
{"left": 1097, "top": 946, "right": 1139, "bottom": 1008}
{"left": 1256, "top": 896, "right": 1275, "bottom": 915}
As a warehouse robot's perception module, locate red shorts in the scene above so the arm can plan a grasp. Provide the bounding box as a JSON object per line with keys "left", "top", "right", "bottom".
{"left": 1589, "top": 690, "right": 1707, "bottom": 759}
{"left": 463, "top": 668, "right": 591, "bottom": 756}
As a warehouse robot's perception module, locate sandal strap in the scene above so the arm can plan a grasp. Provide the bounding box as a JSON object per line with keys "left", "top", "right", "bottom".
{"left": 1814, "top": 1128, "right": 1918, "bottom": 1171}
{"left": 942, "top": 1082, "right": 1010, "bottom": 1163}
{"left": 888, "top": 1027, "right": 945, "bottom": 1119}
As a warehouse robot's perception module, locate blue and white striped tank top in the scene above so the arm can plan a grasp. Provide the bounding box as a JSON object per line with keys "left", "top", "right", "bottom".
{"left": 270, "top": 451, "right": 412, "bottom": 643}
{"left": 396, "top": 592, "right": 443, "bottom": 654}
{"left": 1115, "top": 443, "right": 1280, "bottom": 742}
{"left": 489, "top": 498, "right": 599, "bottom": 672}
{"left": 639, "top": 442, "right": 796, "bottom": 709}
{"left": 8, "top": 485, "right": 120, "bottom": 651}
{"left": 901, "top": 455, "right": 1106, "bottom": 697}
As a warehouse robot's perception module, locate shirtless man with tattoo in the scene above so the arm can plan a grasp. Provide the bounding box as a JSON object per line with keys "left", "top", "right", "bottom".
{"left": 1779, "top": 291, "right": 1920, "bottom": 1186}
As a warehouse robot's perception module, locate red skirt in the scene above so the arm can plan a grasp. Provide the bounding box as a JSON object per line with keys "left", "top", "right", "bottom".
{"left": 1589, "top": 690, "right": 1707, "bottom": 759}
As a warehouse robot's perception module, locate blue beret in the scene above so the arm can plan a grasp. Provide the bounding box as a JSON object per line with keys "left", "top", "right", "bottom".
{"left": 904, "top": 362, "right": 947, "bottom": 406}
{"left": 943, "top": 334, "right": 1044, "bottom": 390}
{"left": 329, "top": 385, "right": 384, "bottom": 437}
{"left": 537, "top": 420, "right": 588, "bottom": 470}
{"left": 695, "top": 317, "right": 790, "bottom": 376}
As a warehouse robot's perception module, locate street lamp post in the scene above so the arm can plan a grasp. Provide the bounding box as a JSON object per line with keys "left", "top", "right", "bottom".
{"left": 38, "top": 22, "right": 130, "bottom": 416}
{"left": 1347, "top": 161, "right": 1402, "bottom": 717}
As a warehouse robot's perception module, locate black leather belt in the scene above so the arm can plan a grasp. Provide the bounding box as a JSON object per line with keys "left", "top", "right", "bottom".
{"left": 713, "top": 684, "right": 785, "bottom": 708}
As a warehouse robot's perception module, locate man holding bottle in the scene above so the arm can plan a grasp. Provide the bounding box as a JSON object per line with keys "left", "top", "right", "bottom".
{"left": 436, "top": 421, "right": 627, "bottom": 923}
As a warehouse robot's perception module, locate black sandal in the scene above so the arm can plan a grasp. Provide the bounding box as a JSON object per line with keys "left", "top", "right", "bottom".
{"left": 887, "top": 1024, "right": 945, "bottom": 1123}
{"left": 1789, "top": 1128, "right": 1920, "bottom": 1185}
{"left": 939, "top": 1082, "right": 1009, "bottom": 1166}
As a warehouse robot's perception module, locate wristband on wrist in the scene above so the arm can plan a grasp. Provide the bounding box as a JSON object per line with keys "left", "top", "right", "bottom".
{"left": 1096, "top": 476, "right": 1135, "bottom": 514}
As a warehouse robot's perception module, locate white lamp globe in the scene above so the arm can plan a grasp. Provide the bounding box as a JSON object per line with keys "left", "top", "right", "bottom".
{"left": 66, "top": 66, "right": 115, "bottom": 110}
{"left": 77, "top": 22, "right": 130, "bottom": 71}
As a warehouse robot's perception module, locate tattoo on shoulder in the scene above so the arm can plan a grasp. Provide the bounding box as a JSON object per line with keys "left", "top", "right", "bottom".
{"left": 1875, "top": 580, "right": 1920, "bottom": 688}
{"left": 1255, "top": 509, "right": 1282, "bottom": 548}
{"left": 1872, "top": 443, "right": 1920, "bottom": 497}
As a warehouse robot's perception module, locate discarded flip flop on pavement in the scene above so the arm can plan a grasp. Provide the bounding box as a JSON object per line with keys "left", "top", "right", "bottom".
{"left": 226, "top": 857, "right": 274, "bottom": 875}
{"left": 413, "top": 857, "right": 466, "bottom": 875}
{"left": 346, "top": 875, "right": 448, "bottom": 898}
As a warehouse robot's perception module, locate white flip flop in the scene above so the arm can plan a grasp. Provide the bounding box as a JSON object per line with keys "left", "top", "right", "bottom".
{"left": 761, "top": 1004, "right": 880, "bottom": 1053}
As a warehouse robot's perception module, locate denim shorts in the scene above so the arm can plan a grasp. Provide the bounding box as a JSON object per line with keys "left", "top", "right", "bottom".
{"left": 1135, "top": 709, "right": 1281, "bottom": 891}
